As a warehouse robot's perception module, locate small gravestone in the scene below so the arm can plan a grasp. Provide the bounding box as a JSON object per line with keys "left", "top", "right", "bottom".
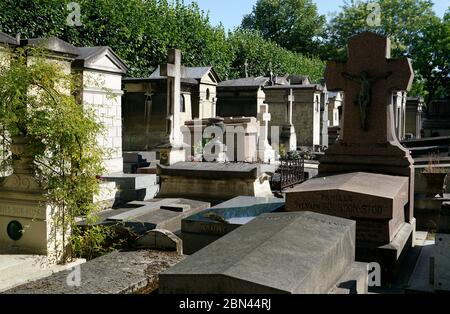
{"left": 160, "top": 212, "right": 368, "bottom": 294}
{"left": 286, "top": 32, "right": 416, "bottom": 284}
{"left": 137, "top": 229, "right": 182, "bottom": 254}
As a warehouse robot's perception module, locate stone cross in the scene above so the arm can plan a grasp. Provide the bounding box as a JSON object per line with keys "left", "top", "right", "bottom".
{"left": 322, "top": 32, "right": 415, "bottom": 223}
{"left": 161, "top": 49, "right": 186, "bottom": 148}
{"left": 244, "top": 59, "right": 249, "bottom": 78}
{"left": 287, "top": 87, "right": 295, "bottom": 125}
{"left": 325, "top": 32, "right": 414, "bottom": 145}
{"left": 258, "top": 104, "right": 271, "bottom": 146}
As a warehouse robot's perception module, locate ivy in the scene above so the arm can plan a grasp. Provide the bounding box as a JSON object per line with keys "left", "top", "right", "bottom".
{"left": 0, "top": 47, "right": 115, "bottom": 261}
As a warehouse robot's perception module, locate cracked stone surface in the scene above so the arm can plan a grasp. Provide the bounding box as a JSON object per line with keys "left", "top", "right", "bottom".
{"left": 3, "top": 250, "right": 184, "bottom": 294}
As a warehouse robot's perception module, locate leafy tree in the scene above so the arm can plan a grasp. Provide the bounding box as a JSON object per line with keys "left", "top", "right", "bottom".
{"left": 326, "top": 0, "right": 438, "bottom": 57}
{"left": 0, "top": 0, "right": 235, "bottom": 78}
{"left": 228, "top": 30, "right": 325, "bottom": 82}
{"left": 0, "top": 47, "right": 118, "bottom": 261}
{"left": 0, "top": 0, "right": 324, "bottom": 81}
{"left": 410, "top": 10, "right": 450, "bottom": 104}
{"left": 241, "top": 0, "right": 326, "bottom": 55}
{"left": 325, "top": 0, "right": 448, "bottom": 104}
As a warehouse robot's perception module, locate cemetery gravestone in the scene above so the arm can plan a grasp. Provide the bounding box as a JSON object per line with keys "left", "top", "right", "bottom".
{"left": 160, "top": 212, "right": 368, "bottom": 294}
{"left": 286, "top": 32, "right": 416, "bottom": 282}
{"left": 0, "top": 137, "right": 66, "bottom": 263}
{"left": 319, "top": 32, "right": 415, "bottom": 223}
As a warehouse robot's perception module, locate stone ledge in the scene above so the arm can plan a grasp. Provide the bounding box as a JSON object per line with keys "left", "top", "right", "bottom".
{"left": 3, "top": 250, "right": 184, "bottom": 294}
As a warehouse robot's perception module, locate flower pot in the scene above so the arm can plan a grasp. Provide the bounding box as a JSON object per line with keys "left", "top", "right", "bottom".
{"left": 422, "top": 172, "right": 448, "bottom": 198}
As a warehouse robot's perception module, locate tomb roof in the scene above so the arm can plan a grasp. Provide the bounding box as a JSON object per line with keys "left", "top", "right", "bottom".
{"left": 218, "top": 77, "right": 270, "bottom": 88}
{"left": 20, "top": 37, "right": 79, "bottom": 56}
{"left": 74, "top": 46, "right": 128, "bottom": 73}
{"left": 0, "top": 31, "right": 17, "bottom": 46}
{"left": 264, "top": 84, "right": 324, "bottom": 91}
{"left": 149, "top": 65, "right": 219, "bottom": 83}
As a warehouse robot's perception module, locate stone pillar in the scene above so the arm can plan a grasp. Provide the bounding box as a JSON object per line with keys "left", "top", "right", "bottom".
{"left": 287, "top": 88, "right": 297, "bottom": 152}
{"left": 0, "top": 136, "right": 66, "bottom": 264}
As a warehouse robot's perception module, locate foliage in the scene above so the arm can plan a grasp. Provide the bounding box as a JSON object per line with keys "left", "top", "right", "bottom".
{"left": 228, "top": 30, "right": 325, "bottom": 82}
{"left": 241, "top": 0, "right": 326, "bottom": 56}
{"left": 409, "top": 11, "right": 450, "bottom": 105}
{"left": 0, "top": 0, "right": 324, "bottom": 81}
{"left": 424, "top": 153, "right": 449, "bottom": 174}
{"left": 278, "top": 144, "right": 301, "bottom": 161}
{"left": 325, "top": 0, "right": 449, "bottom": 104}
{"left": 0, "top": 47, "right": 113, "bottom": 261}
{"left": 326, "top": 0, "right": 438, "bottom": 57}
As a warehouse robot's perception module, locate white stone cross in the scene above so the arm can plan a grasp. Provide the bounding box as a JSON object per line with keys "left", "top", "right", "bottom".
{"left": 161, "top": 49, "right": 186, "bottom": 148}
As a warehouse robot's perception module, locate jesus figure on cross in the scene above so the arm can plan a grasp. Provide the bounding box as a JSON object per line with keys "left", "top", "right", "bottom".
{"left": 341, "top": 70, "right": 392, "bottom": 131}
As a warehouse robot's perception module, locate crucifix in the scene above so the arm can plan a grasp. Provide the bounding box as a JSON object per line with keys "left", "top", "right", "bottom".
{"left": 322, "top": 32, "right": 415, "bottom": 222}
{"left": 161, "top": 48, "right": 186, "bottom": 148}
{"left": 325, "top": 32, "right": 414, "bottom": 145}
{"left": 342, "top": 70, "right": 392, "bottom": 131}
{"left": 287, "top": 85, "right": 294, "bottom": 125}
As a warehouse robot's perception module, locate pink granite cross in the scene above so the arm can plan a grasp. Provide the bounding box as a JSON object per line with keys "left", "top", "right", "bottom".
{"left": 325, "top": 32, "right": 414, "bottom": 145}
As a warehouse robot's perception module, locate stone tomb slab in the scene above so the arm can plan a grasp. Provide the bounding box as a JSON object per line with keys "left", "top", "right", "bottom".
{"left": 181, "top": 196, "right": 285, "bottom": 254}
{"left": 286, "top": 172, "right": 409, "bottom": 243}
{"left": 157, "top": 162, "right": 273, "bottom": 203}
{"left": 160, "top": 212, "right": 366, "bottom": 294}
{"left": 81, "top": 199, "right": 210, "bottom": 235}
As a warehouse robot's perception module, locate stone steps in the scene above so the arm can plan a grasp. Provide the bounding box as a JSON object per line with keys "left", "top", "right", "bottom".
{"left": 101, "top": 173, "right": 160, "bottom": 205}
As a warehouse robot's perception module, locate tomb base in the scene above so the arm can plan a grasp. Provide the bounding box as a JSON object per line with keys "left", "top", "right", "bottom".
{"left": 159, "top": 146, "right": 186, "bottom": 166}
{"left": 160, "top": 212, "right": 368, "bottom": 294}
{"left": 258, "top": 146, "right": 276, "bottom": 164}
{"left": 357, "top": 219, "right": 415, "bottom": 285}
{"left": 286, "top": 172, "right": 414, "bottom": 285}
{"left": 100, "top": 173, "right": 160, "bottom": 207}
{"left": 0, "top": 175, "right": 67, "bottom": 264}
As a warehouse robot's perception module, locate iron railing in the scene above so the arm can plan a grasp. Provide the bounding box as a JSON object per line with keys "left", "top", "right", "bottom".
{"left": 271, "top": 158, "right": 305, "bottom": 192}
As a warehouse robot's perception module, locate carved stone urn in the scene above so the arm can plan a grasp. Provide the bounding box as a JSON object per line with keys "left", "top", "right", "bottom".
{"left": 4, "top": 134, "right": 41, "bottom": 191}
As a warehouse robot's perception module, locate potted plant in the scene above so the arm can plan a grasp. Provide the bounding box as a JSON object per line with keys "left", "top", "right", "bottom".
{"left": 422, "top": 154, "right": 448, "bottom": 198}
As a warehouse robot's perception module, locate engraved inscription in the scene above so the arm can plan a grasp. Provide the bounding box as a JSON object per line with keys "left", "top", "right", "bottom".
{"left": 0, "top": 205, "right": 44, "bottom": 219}
{"left": 293, "top": 192, "right": 388, "bottom": 219}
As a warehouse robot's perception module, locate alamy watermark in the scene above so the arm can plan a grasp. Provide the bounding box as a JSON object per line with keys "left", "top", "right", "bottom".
{"left": 66, "top": 2, "right": 82, "bottom": 27}
{"left": 367, "top": 1, "right": 382, "bottom": 27}
{"left": 368, "top": 262, "right": 382, "bottom": 287}
{"left": 66, "top": 265, "right": 81, "bottom": 287}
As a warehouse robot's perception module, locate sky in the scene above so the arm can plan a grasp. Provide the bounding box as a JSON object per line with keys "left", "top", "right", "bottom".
{"left": 186, "top": 0, "right": 449, "bottom": 31}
